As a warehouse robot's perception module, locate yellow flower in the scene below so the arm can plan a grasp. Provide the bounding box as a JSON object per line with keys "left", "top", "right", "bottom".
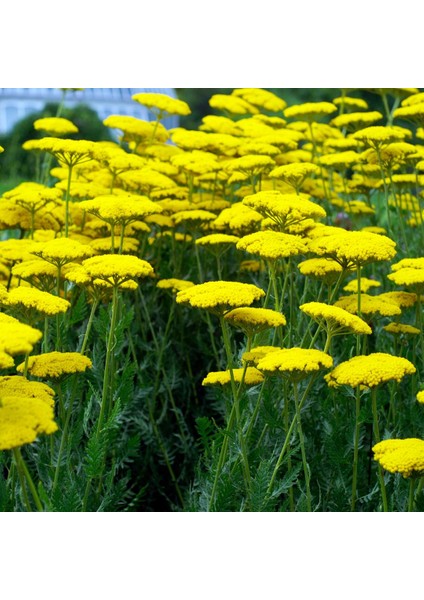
{"left": 176, "top": 280, "right": 265, "bottom": 315}
{"left": 212, "top": 202, "right": 263, "bottom": 235}
{"left": 269, "top": 162, "right": 320, "bottom": 192}
{"left": 384, "top": 323, "right": 420, "bottom": 335}
{"left": 242, "top": 345, "right": 282, "bottom": 365}
{"left": 33, "top": 117, "right": 79, "bottom": 136}
{"left": 377, "top": 291, "right": 417, "bottom": 309}
{"left": 195, "top": 233, "right": 240, "bottom": 248}
{"left": 209, "top": 94, "right": 259, "bottom": 115}
{"left": 257, "top": 347, "right": 333, "bottom": 382}
{"left": 308, "top": 230, "right": 396, "bottom": 269}
{"left": 156, "top": 278, "right": 195, "bottom": 294}
{"left": 351, "top": 126, "right": 408, "bottom": 149}
{"left": 334, "top": 294, "right": 401, "bottom": 318}
{"left": 330, "top": 111, "right": 383, "bottom": 130}
{"left": 231, "top": 89, "right": 287, "bottom": 113}
{"left": 0, "top": 395, "right": 58, "bottom": 450}
{"left": 387, "top": 267, "right": 424, "bottom": 290}
{"left": 103, "top": 115, "right": 168, "bottom": 146}
{"left": 373, "top": 438, "right": 424, "bottom": 478}
{"left": 132, "top": 92, "right": 191, "bottom": 117}
{"left": 3, "top": 286, "right": 70, "bottom": 319}
{"left": 0, "top": 314, "right": 42, "bottom": 356}
{"left": 417, "top": 391, "right": 424, "bottom": 404}
{"left": 343, "top": 278, "right": 381, "bottom": 294}
{"left": 283, "top": 102, "right": 337, "bottom": 121}
{"left": 236, "top": 230, "right": 308, "bottom": 261}
{"left": 30, "top": 237, "right": 95, "bottom": 267}
{"left": 79, "top": 194, "right": 162, "bottom": 228}
{"left": 325, "top": 353, "right": 416, "bottom": 388}
{"left": 300, "top": 302, "right": 372, "bottom": 336}
{"left": 202, "top": 367, "right": 264, "bottom": 387}
{"left": 242, "top": 190, "right": 326, "bottom": 231}
{"left": 393, "top": 102, "right": 424, "bottom": 126}
{"left": 224, "top": 307, "right": 286, "bottom": 336}
{"left": 0, "top": 375, "right": 55, "bottom": 407}
{"left": 23, "top": 137, "right": 98, "bottom": 168}
{"left": 332, "top": 96, "right": 369, "bottom": 111}
{"left": 16, "top": 351, "right": 92, "bottom": 380}
{"left": 298, "top": 257, "right": 343, "bottom": 284}
{"left": 0, "top": 352, "right": 14, "bottom": 369}
{"left": 81, "top": 255, "right": 154, "bottom": 287}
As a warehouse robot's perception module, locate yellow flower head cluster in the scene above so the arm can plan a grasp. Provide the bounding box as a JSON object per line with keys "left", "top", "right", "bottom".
{"left": 209, "top": 94, "right": 259, "bottom": 115}
{"left": 212, "top": 202, "right": 263, "bottom": 235}
{"left": 156, "top": 278, "right": 195, "bottom": 294}
{"left": 378, "top": 291, "right": 417, "bottom": 309}
{"left": 373, "top": 438, "right": 424, "bottom": 478}
{"left": 257, "top": 347, "right": 333, "bottom": 381}
{"left": 232, "top": 89, "right": 287, "bottom": 113}
{"left": 351, "top": 126, "right": 408, "bottom": 149}
{"left": 202, "top": 367, "right": 264, "bottom": 387}
{"left": 393, "top": 102, "right": 424, "bottom": 125}
{"left": 16, "top": 351, "right": 92, "bottom": 379}
{"left": 298, "top": 257, "right": 343, "bottom": 283}
{"left": 176, "top": 280, "right": 265, "bottom": 315}
{"left": 269, "top": 162, "right": 320, "bottom": 190}
{"left": 383, "top": 323, "right": 420, "bottom": 336}
{"left": 30, "top": 238, "right": 94, "bottom": 267}
{"left": 330, "top": 111, "right": 383, "bottom": 130}
{"left": 23, "top": 137, "right": 98, "bottom": 167}
{"left": 0, "top": 395, "right": 58, "bottom": 450}
{"left": 284, "top": 102, "right": 337, "bottom": 121}
{"left": 33, "top": 117, "right": 79, "bottom": 136}
{"left": 225, "top": 154, "right": 276, "bottom": 179}
{"left": 300, "top": 302, "right": 372, "bottom": 335}
{"left": 79, "top": 194, "right": 162, "bottom": 225}
{"left": 325, "top": 352, "right": 416, "bottom": 389}
{"left": 3, "top": 287, "right": 70, "bottom": 317}
{"left": 417, "top": 391, "right": 424, "bottom": 404}
{"left": 0, "top": 313, "right": 42, "bottom": 359}
{"left": 319, "top": 150, "right": 362, "bottom": 170}
{"left": 195, "top": 234, "right": 240, "bottom": 248}
{"left": 334, "top": 294, "right": 402, "bottom": 318}
{"left": 308, "top": 230, "right": 396, "bottom": 268}
{"left": 236, "top": 230, "right": 308, "bottom": 261}
{"left": 132, "top": 92, "right": 191, "bottom": 117}
{"left": 387, "top": 267, "right": 424, "bottom": 290}
{"left": 103, "top": 115, "right": 168, "bottom": 144}
{"left": 242, "top": 345, "right": 282, "bottom": 365}
{"left": 81, "top": 255, "right": 154, "bottom": 287}
{"left": 242, "top": 190, "right": 326, "bottom": 230}
{"left": 332, "top": 96, "right": 369, "bottom": 111}
{"left": 343, "top": 277, "right": 381, "bottom": 294}
{"left": 0, "top": 375, "right": 55, "bottom": 407}
{"left": 224, "top": 307, "right": 286, "bottom": 336}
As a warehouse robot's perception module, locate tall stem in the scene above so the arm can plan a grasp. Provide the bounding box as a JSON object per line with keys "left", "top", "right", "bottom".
{"left": 371, "top": 387, "right": 388, "bottom": 511}
{"left": 351, "top": 387, "right": 361, "bottom": 511}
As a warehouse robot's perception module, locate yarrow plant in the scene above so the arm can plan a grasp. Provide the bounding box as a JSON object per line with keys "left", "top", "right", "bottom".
{"left": 1, "top": 87, "right": 424, "bottom": 514}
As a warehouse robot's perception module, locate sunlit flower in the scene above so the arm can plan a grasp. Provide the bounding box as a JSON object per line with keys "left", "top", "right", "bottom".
{"left": 224, "top": 307, "right": 286, "bottom": 336}
{"left": 16, "top": 351, "right": 92, "bottom": 380}
{"left": 33, "top": 117, "right": 79, "bottom": 136}
{"left": 373, "top": 438, "right": 424, "bottom": 477}
{"left": 256, "top": 347, "right": 333, "bottom": 382}
{"left": 236, "top": 230, "right": 308, "bottom": 261}
{"left": 343, "top": 278, "right": 381, "bottom": 294}
{"left": 176, "top": 280, "right": 265, "bottom": 315}
{"left": 0, "top": 375, "right": 55, "bottom": 407}
{"left": 0, "top": 395, "right": 58, "bottom": 450}
{"left": 300, "top": 302, "right": 372, "bottom": 335}
{"left": 202, "top": 367, "right": 265, "bottom": 387}
{"left": 325, "top": 352, "right": 416, "bottom": 388}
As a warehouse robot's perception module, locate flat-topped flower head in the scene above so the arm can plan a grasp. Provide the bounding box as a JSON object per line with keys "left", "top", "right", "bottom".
{"left": 351, "top": 126, "right": 408, "bottom": 150}
{"left": 0, "top": 352, "right": 14, "bottom": 369}
{"left": 30, "top": 237, "right": 94, "bottom": 267}
{"left": 308, "top": 230, "right": 396, "bottom": 269}
{"left": 156, "top": 278, "right": 195, "bottom": 294}
{"left": 0, "top": 314, "right": 42, "bottom": 356}
{"left": 384, "top": 323, "right": 420, "bottom": 336}
{"left": 373, "top": 438, "right": 424, "bottom": 478}
{"left": 283, "top": 102, "right": 337, "bottom": 122}
{"left": 300, "top": 302, "right": 372, "bottom": 336}
{"left": 298, "top": 257, "right": 343, "bottom": 284}
{"left": 269, "top": 162, "right": 320, "bottom": 192}
{"left": 387, "top": 267, "right": 424, "bottom": 291}
{"left": 176, "top": 280, "right": 265, "bottom": 316}
{"left": 33, "top": 117, "right": 79, "bottom": 136}
{"left": 202, "top": 367, "right": 264, "bottom": 387}
{"left": 330, "top": 111, "right": 383, "bottom": 131}
{"left": 256, "top": 347, "right": 333, "bottom": 382}
{"left": 417, "top": 391, "right": 424, "bottom": 404}
{"left": 209, "top": 94, "right": 259, "bottom": 115}
{"left": 377, "top": 291, "right": 417, "bottom": 309}
{"left": 224, "top": 155, "right": 276, "bottom": 179}
{"left": 0, "top": 375, "right": 55, "bottom": 407}
{"left": 325, "top": 352, "right": 416, "bottom": 389}
{"left": 81, "top": 255, "right": 154, "bottom": 288}
{"left": 23, "top": 137, "right": 98, "bottom": 167}
{"left": 334, "top": 294, "right": 401, "bottom": 318}
{"left": 79, "top": 194, "right": 162, "bottom": 226}
{"left": 242, "top": 345, "right": 282, "bottom": 365}
{"left": 0, "top": 395, "right": 58, "bottom": 450}
{"left": 242, "top": 190, "right": 326, "bottom": 231}
{"left": 16, "top": 351, "right": 92, "bottom": 380}
{"left": 393, "top": 102, "right": 424, "bottom": 126}
{"left": 195, "top": 233, "right": 240, "bottom": 248}
{"left": 232, "top": 89, "right": 287, "bottom": 113}
{"left": 103, "top": 115, "right": 168, "bottom": 146}
{"left": 319, "top": 150, "right": 362, "bottom": 170}
{"left": 132, "top": 92, "right": 191, "bottom": 117}
{"left": 212, "top": 202, "right": 263, "bottom": 235}
{"left": 236, "top": 230, "right": 308, "bottom": 261}
{"left": 224, "top": 307, "right": 286, "bottom": 336}
{"left": 2, "top": 287, "right": 70, "bottom": 321}
{"left": 343, "top": 278, "right": 381, "bottom": 294}
{"left": 332, "top": 96, "right": 369, "bottom": 111}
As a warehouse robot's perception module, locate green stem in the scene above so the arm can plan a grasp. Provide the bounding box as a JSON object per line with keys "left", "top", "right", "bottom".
{"left": 64, "top": 163, "right": 74, "bottom": 238}
{"left": 371, "top": 387, "right": 388, "bottom": 511}
{"left": 79, "top": 297, "right": 100, "bottom": 354}
{"left": 293, "top": 380, "right": 312, "bottom": 511}
{"left": 408, "top": 477, "right": 416, "bottom": 512}
{"left": 13, "top": 447, "right": 43, "bottom": 511}
{"left": 351, "top": 387, "right": 361, "bottom": 511}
